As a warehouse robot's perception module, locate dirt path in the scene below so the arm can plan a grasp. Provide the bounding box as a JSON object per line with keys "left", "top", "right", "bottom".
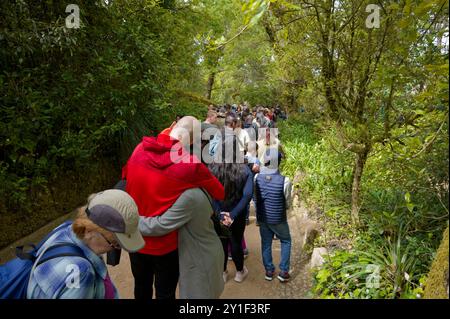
{"left": 108, "top": 202, "right": 314, "bottom": 299}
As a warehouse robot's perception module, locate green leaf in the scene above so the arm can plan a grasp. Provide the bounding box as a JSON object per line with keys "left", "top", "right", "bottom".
{"left": 404, "top": 192, "right": 411, "bottom": 203}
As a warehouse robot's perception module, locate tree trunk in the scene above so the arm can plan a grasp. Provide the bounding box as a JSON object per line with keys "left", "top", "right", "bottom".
{"left": 351, "top": 148, "right": 369, "bottom": 225}
{"left": 205, "top": 72, "right": 215, "bottom": 100}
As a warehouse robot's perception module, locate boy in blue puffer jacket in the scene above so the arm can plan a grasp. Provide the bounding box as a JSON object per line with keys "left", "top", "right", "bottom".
{"left": 254, "top": 148, "right": 292, "bottom": 282}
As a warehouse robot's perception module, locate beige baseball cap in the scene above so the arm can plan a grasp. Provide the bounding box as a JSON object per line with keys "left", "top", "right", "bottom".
{"left": 86, "top": 189, "right": 145, "bottom": 252}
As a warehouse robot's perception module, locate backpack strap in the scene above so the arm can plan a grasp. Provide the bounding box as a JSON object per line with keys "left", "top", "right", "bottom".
{"left": 35, "top": 243, "right": 88, "bottom": 267}
{"left": 16, "top": 221, "right": 74, "bottom": 262}
{"left": 15, "top": 245, "right": 37, "bottom": 261}
{"left": 26, "top": 230, "right": 92, "bottom": 298}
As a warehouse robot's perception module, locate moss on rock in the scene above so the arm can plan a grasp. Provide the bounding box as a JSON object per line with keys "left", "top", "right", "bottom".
{"left": 424, "top": 226, "right": 449, "bottom": 299}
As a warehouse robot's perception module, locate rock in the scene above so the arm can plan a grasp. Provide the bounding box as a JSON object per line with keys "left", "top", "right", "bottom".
{"left": 301, "top": 220, "right": 319, "bottom": 250}
{"left": 292, "top": 193, "right": 300, "bottom": 209}
{"left": 291, "top": 172, "right": 304, "bottom": 203}
{"left": 310, "top": 247, "right": 328, "bottom": 269}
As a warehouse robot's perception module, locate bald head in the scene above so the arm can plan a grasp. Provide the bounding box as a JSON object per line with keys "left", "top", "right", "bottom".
{"left": 169, "top": 116, "right": 201, "bottom": 146}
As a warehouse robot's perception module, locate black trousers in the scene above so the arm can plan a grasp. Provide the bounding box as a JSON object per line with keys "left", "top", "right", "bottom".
{"left": 221, "top": 214, "right": 246, "bottom": 272}
{"left": 129, "top": 249, "right": 179, "bottom": 300}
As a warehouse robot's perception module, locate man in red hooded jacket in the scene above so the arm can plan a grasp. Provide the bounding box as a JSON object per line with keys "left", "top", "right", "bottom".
{"left": 122, "top": 116, "right": 225, "bottom": 300}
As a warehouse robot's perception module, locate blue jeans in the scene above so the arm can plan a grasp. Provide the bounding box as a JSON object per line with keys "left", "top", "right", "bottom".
{"left": 259, "top": 221, "right": 291, "bottom": 273}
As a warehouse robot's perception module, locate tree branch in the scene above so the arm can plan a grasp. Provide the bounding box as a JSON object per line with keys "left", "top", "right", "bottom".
{"left": 411, "top": 118, "right": 447, "bottom": 158}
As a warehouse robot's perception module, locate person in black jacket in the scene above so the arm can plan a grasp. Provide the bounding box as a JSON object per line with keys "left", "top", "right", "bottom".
{"left": 209, "top": 135, "right": 253, "bottom": 283}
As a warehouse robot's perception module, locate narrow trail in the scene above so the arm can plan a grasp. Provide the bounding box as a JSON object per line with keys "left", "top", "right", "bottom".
{"left": 108, "top": 198, "right": 315, "bottom": 299}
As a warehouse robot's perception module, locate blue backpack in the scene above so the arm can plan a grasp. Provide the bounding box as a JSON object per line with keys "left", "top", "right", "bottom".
{"left": 0, "top": 221, "right": 87, "bottom": 299}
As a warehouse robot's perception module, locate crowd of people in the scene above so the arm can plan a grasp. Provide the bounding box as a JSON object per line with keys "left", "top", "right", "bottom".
{"left": 215, "top": 103, "right": 288, "bottom": 126}
{"left": 1, "top": 102, "right": 293, "bottom": 300}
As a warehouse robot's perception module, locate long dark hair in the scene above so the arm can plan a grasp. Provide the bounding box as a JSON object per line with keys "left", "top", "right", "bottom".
{"left": 208, "top": 131, "right": 247, "bottom": 209}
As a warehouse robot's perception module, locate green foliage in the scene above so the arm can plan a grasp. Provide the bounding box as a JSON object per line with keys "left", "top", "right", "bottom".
{"left": 266, "top": 0, "right": 449, "bottom": 298}
{"left": 0, "top": 1, "right": 447, "bottom": 301}
{"left": 280, "top": 116, "right": 447, "bottom": 299}
{"left": 279, "top": 115, "right": 354, "bottom": 206}
{"left": 0, "top": 0, "right": 216, "bottom": 247}
{"left": 313, "top": 228, "right": 431, "bottom": 299}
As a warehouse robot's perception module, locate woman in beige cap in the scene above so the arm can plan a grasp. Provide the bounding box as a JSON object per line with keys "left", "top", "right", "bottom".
{"left": 26, "top": 189, "right": 145, "bottom": 299}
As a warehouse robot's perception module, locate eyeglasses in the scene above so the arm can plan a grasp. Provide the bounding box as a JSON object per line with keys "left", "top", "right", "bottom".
{"left": 98, "top": 232, "right": 121, "bottom": 250}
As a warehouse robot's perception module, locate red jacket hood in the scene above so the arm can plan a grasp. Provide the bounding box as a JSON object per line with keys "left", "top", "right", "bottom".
{"left": 122, "top": 133, "right": 225, "bottom": 255}
{"left": 142, "top": 134, "right": 190, "bottom": 170}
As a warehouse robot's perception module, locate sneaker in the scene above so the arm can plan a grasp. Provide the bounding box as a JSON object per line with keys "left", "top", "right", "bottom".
{"left": 277, "top": 271, "right": 290, "bottom": 283}
{"left": 243, "top": 249, "right": 249, "bottom": 259}
{"left": 223, "top": 271, "right": 228, "bottom": 283}
{"left": 234, "top": 266, "right": 249, "bottom": 283}
{"left": 265, "top": 270, "right": 274, "bottom": 281}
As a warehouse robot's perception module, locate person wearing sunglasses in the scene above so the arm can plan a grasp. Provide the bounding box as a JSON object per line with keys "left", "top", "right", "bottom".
{"left": 26, "top": 189, "right": 145, "bottom": 299}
